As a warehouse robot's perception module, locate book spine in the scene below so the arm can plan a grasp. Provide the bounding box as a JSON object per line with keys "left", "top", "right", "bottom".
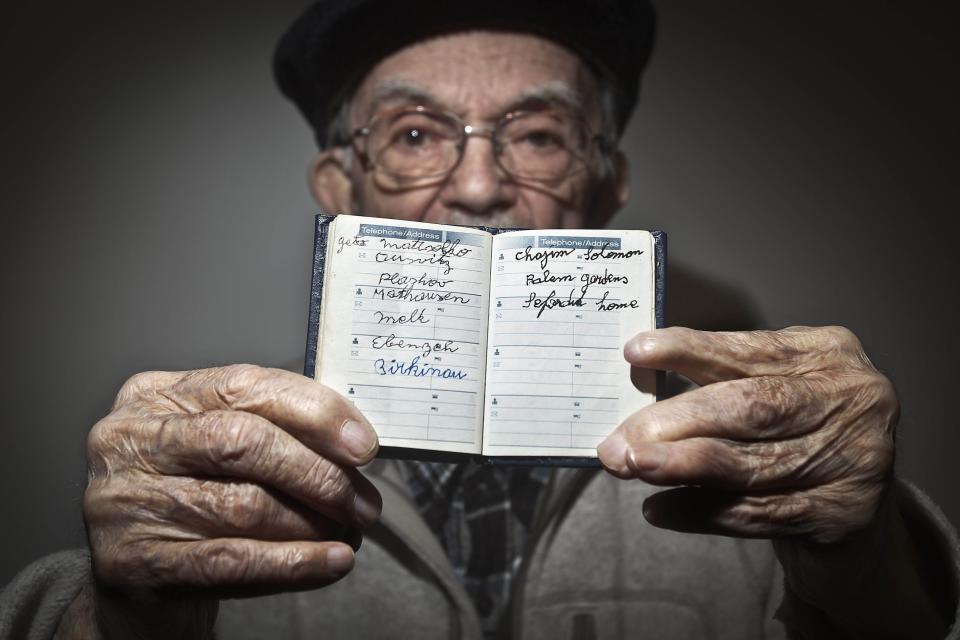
{"left": 651, "top": 230, "right": 667, "bottom": 330}
{"left": 651, "top": 230, "right": 668, "bottom": 400}
{"left": 303, "top": 214, "right": 335, "bottom": 378}
{"left": 487, "top": 456, "right": 601, "bottom": 467}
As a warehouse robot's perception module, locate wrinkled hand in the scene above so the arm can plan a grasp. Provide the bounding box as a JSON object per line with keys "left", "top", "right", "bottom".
{"left": 598, "top": 326, "right": 898, "bottom": 544}
{"left": 84, "top": 364, "right": 381, "bottom": 597}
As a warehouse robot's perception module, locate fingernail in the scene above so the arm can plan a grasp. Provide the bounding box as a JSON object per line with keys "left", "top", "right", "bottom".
{"left": 325, "top": 545, "right": 355, "bottom": 576}
{"left": 628, "top": 443, "right": 666, "bottom": 473}
{"left": 353, "top": 492, "right": 382, "bottom": 527}
{"left": 624, "top": 335, "right": 656, "bottom": 361}
{"left": 597, "top": 431, "right": 629, "bottom": 470}
{"left": 340, "top": 419, "right": 378, "bottom": 458}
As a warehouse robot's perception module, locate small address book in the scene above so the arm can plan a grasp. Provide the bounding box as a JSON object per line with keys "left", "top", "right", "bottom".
{"left": 304, "top": 214, "right": 666, "bottom": 466}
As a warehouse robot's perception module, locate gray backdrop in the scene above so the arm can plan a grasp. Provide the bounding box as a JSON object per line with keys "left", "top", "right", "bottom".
{"left": 2, "top": 1, "right": 958, "bottom": 585}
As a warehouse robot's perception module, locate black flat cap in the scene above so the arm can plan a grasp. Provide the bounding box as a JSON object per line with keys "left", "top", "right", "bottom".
{"left": 273, "top": 0, "right": 657, "bottom": 147}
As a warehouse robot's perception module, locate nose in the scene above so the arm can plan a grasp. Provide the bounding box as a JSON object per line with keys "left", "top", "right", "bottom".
{"left": 438, "top": 135, "right": 516, "bottom": 218}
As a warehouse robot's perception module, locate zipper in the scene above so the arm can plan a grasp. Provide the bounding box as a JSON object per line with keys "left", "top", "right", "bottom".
{"left": 504, "top": 467, "right": 599, "bottom": 639}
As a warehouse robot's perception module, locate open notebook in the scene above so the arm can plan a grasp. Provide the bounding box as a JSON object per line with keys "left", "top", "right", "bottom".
{"left": 304, "top": 214, "right": 666, "bottom": 466}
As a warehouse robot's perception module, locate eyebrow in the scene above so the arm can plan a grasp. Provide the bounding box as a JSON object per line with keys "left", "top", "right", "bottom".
{"left": 362, "top": 79, "right": 587, "bottom": 122}
{"left": 509, "top": 82, "right": 585, "bottom": 114}
{"left": 364, "top": 80, "right": 441, "bottom": 121}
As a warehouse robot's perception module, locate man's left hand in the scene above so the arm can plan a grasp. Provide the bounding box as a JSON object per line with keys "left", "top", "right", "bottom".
{"left": 597, "top": 326, "right": 898, "bottom": 544}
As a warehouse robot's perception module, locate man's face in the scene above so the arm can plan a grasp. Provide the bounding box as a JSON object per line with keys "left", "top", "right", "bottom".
{"left": 312, "top": 31, "right": 627, "bottom": 230}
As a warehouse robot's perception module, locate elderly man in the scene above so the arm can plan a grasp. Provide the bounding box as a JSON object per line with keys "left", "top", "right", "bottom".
{"left": 2, "top": 1, "right": 958, "bottom": 639}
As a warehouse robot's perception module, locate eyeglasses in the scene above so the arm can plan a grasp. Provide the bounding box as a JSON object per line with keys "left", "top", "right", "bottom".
{"left": 351, "top": 106, "right": 609, "bottom": 189}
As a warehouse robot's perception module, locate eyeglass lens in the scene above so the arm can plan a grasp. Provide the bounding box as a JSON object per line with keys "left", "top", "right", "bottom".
{"left": 366, "top": 109, "right": 591, "bottom": 185}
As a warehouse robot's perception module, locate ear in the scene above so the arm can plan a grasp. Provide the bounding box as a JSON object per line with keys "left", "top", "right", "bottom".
{"left": 308, "top": 148, "right": 355, "bottom": 213}
{"left": 587, "top": 150, "right": 630, "bottom": 229}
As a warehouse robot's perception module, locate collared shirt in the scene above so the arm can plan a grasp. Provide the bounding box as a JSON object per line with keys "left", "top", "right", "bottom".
{"left": 401, "top": 461, "right": 552, "bottom": 637}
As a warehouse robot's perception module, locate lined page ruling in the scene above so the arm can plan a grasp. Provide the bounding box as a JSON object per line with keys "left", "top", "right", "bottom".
{"left": 315, "top": 215, "right": 491, "bottom": 454}
{"left": 482, "top": 230, "right": 656, "bottom": 457}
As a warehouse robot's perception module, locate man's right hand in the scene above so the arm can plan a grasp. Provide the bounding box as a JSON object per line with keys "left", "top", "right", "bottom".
{"left": 83, "top": 364, "right": 382, "bottom": 598}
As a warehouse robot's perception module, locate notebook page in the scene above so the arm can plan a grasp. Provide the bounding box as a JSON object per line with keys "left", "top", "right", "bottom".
{"left": 482, "top": 230, "right": 656, "bottom": 457}
{"left": 315, "top": 215, "right": 491, "bottom": 455}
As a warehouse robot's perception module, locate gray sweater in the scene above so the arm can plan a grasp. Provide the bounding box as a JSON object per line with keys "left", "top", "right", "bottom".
{"left": 2, "top": 461, "right": 959, "bottom": 639}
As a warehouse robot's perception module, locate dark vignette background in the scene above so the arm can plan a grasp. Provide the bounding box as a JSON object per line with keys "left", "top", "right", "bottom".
{"left": 1, "top": 1, "right": 958, "bottom": 585}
